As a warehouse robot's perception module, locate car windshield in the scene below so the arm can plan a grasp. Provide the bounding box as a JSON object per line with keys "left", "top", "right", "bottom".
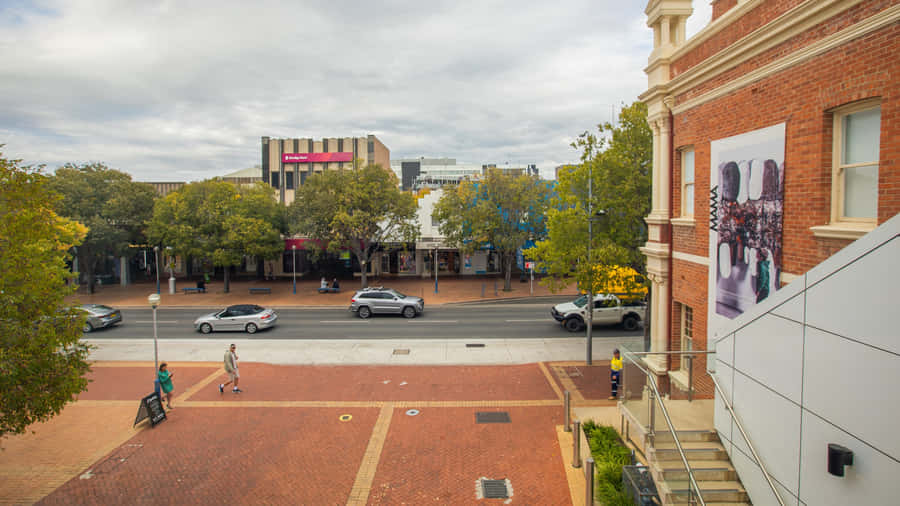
{"left": 251, "top": 305, "right": 264, "bottom": 313}
{"left": 572, "top": 295, "right": 588, "bottom": 307}
{"left": 389, "top": 290, "right": 407, "bottom": 298}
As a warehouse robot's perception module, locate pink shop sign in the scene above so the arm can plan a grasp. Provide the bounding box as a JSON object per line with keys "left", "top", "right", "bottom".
{"left": 282, "top": 152, "right": 354, "bottom": 163}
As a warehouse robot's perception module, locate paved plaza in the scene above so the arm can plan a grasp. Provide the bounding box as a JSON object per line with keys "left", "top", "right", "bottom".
{"left": 1, "top": 359, "right": 618, "bottom": 505}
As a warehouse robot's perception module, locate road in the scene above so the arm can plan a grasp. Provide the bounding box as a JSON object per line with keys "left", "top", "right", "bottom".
{"left": 87, "top": 304, "right": 644, "bottom": 340}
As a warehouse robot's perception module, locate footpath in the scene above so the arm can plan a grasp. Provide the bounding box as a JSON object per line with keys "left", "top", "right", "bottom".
{"left": 67, "top": 276, "right": 579, "bottom": 308}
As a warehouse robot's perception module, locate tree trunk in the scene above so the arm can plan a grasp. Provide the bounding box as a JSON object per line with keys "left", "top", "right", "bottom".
{"left": 359, "top": 253, "right": 368, "bottom": 289}
{"left": 223, "top": 267, "right": 230, "bottom": 293}
{"left": 503, "top": 252, "right": 513, "bottom": 291}
{"left": 85, "top": 255, "right": 97, "bottom": 295}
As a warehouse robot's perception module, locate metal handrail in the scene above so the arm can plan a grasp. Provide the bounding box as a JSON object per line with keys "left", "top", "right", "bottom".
{"left": 709, "top": 373, "right": 785, "bottom": 506}
{"left": 623, "top": 350, "right": 706, "bottom": 506}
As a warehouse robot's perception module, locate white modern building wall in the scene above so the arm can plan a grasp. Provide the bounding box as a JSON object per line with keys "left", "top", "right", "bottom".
{"left": 711, "top": 213, "right": 900, "bottom": 505}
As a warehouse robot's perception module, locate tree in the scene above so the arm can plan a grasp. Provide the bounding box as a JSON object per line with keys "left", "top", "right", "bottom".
{"left": 528, "top": 101, "right": 652, "bottom": 294}
{"left": 0, "top": 152, "right": 91, "bottom": 438}
{"left": 288, "top": 165, "right": 418, "bottom": 288}
{"left": 147, "top": 180, "right": 284, "bottom": 293}
{"left": 433, "top": 168, "right": 553, "bottom": 291}
{"left": 48, "top": 163, "right": 157, "bottom": 293}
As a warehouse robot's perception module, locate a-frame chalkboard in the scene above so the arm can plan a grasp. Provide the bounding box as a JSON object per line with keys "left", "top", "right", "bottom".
{"left": 134, "top": 392, "right": 167, "bottom": 427}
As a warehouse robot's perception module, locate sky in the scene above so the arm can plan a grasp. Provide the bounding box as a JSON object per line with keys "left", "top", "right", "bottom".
{"left": 0, "top": 0, "right": 711, "bottom": 181}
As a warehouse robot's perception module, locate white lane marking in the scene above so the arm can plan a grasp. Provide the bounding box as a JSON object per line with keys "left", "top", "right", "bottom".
{"left": 319, "top": 320, "right": 370, "bottom": 323}
{"left": 406, "top": 320, "right": 458, "bottom": 323}
{"left": 505, "top": 319, "right": 551, "bottom": 322}
{"left": 134, "top": 320, "right": 179, "bottom": 324}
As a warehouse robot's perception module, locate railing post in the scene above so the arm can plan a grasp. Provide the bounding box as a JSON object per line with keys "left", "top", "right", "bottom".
{"left": 687, "top": 353, "right": 694, "bottom": 402}
{"left": 564, "top": 391, "right": 571, "bottom": 432}
{"left": 648, "top": 388, "right": 656, "bottom": 442}
{"left": 585, "top": 457, "right": 595, "bottom": 504}
{"left": 572, "top": 420, "right": 582, "bottom": 468}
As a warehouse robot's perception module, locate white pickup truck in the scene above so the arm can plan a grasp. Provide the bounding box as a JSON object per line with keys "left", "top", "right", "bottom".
{"left": 551, "top": 293, "right": 646, "bottom": 332}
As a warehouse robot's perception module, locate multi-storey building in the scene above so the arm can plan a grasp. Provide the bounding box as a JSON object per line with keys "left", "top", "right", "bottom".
{"left": 261, "top": 135, "right": 390, "bottom": 204}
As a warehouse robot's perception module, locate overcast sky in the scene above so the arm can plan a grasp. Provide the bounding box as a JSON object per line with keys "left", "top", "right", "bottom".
{"left": 0, "top": 0, "right": 711, "bottom": 181}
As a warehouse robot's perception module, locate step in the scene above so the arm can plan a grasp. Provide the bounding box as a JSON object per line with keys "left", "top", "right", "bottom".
{"left": 667, "top": 481, "right": 749, "bottom": 503}
{"left": 654, "top": 430, "right": 720, "bottom": 444}
{"left": 659, "top": 459, "right": 737, "bottom": 482}
{"left": 652, "top": 441, "right": 728, "bottom": 462}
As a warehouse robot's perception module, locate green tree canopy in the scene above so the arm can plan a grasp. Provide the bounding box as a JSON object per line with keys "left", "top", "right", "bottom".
{"left": 48, "top": 163, "right": 157, "bottom": 293}
{"left": 148, "top": 180, "right": 284, "bottom": 292}
{"left": 433, "top": 168, "right": 553, "bottom": 291}
{"left": 0, "top": 152, "right": 91, "bottom": 438}
{"left": 528, "top": 101, "right": 652, "bottom": 294}
{"left": 287, "top": 165, "right": 418, "bottom": 288}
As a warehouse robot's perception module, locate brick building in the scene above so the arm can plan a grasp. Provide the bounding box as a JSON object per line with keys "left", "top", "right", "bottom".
{"left": 639, "top": 0, "right": 899, "bottom": 391}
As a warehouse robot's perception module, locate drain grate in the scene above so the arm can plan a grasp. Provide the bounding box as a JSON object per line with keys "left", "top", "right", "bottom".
{"left": 482, "top": 479, "right": 509, "bottom": 499}
{"left": 392, "top": 348, "right": 410, "bottom": 355}
{"left": 476, "top": 411, "right": 510, "bottom": 424}
{"left": 466, "top": 343, "right": 485, "bottom": 348}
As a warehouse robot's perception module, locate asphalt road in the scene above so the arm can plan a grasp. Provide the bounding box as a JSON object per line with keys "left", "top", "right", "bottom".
{"left": 86, "top": 304, "right": 644, "bottom": 340}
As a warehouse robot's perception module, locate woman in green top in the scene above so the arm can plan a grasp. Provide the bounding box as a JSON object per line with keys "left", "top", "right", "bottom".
{"left": 157, "top": 363, "right": 175, "bottom": 410}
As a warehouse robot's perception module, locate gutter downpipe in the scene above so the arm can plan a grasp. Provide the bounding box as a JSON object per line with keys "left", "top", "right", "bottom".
{"left": 667, "top": 108, "right": 675, "bottom": 374}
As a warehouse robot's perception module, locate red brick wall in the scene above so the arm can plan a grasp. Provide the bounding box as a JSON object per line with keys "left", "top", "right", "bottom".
{"left": 675, "top": 1, "right": 897, "bottom": 102}
{"left": 665, "top": 3, "right": 900, "bottom": 372}
{"left": 712, "top": 0, "right": 739, "bottom": 22}
{"left": 674, "top": 0, "right": 807, "bottom": 77}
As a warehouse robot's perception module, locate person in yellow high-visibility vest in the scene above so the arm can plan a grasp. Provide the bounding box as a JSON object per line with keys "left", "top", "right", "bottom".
{"left": 609, "top": 349, "right": 623, "bottom": 401}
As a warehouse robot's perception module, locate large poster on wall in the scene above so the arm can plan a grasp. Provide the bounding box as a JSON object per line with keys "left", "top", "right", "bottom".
{"left": 708, "top": 123, "right": 785, "bottom": 332}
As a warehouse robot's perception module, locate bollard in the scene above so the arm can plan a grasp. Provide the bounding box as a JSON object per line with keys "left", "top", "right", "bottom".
{"left": 494, "top": 280, "right": 498, "bottom": 296}
{"left": 572, "top": 420, "right": 582, "bottom": 468}
{"left": 585, "top": 457, "right": 595, "bottom": 505}
{"left": 481, "top": 282, "right": 485, "bottom": 298}
{"left": 564, "top": 391, "right": 571, "bottom": 432}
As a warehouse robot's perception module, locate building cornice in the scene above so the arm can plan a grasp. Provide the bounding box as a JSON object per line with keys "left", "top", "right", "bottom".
{"left": 671, "top": 2, "right": 900, "bottom": 115}
{"left": 672, "top": 250, "right": 709, "bottom": 266}
{"left": 670, "top": 0, "right": 765, "bottom": 59}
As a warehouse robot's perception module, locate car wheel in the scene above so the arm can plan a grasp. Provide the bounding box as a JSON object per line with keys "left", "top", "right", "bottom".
{"left": 245, "top": 323, "right": 258, "bottom": 334}
{"left": 83, "top": 322, "right": 93, "bottom": 333}
{"left": 200, "top": 323, "right": 212, "bottom": 334}
{"left": 564, "top": 317, "right": 582, "bottom": 332}
{"left": 623, "top": 315, "right": 639, "bottom": 331}
{"left": 402, "top": 306, "right": 416, "bottom": 319}
{"left": 358, "top": 306, "right": 372, "bottom": 319}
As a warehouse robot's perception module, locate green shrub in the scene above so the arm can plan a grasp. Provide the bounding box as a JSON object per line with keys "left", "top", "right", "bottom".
{"left": 580, "top": 422, "right": 636, "bottom": 505}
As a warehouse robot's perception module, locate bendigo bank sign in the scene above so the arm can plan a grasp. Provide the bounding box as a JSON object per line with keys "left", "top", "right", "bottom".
{"left": 282, "top": 152, "right": 354, "bottom": 163}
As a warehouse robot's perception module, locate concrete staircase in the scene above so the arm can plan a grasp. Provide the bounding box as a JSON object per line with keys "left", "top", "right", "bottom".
{"left": 648, "top": 430, "right": 750, "bottom": 505}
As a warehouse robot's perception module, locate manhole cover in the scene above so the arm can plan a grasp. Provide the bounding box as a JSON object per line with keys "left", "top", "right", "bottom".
{"left": 476, "top": 412, "right": 510, "bottom": 424}
{"left": 466, "top": 343, "right": 485, "bottom": 348}
{"left": 405, "top": 409, "right": 420, "bottom": 416}
{"left": 339, "top": 414, "right": 352, "bottom": 422}
{"left": 393, "top": 348, "right": 410, "bottom": 355}
{"left": 482, "top": 479, "right": 509, "bottom": 499}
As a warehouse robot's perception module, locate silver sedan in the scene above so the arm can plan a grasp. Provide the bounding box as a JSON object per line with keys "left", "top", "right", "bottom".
{"left": 80, "top": 304, "right": 122, "bottom": 333}
{"left": 193, "top": 304, "right": 277, "bottom": 334}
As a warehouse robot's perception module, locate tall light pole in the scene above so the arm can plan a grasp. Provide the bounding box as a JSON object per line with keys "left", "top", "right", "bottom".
{"left": 154, "top": 246, "right": 160, "bottom": 294}
{"left": 292, "top": 244, "right": 297, "bottom": 294}
{"left": 434, "top": 248, "right": 439, "bottom": 293}
{"left": 148, "top": 293, "right": 160, "bottom": 374}
{"left": 586, "top": 166, "right": 593, "bottom": 366}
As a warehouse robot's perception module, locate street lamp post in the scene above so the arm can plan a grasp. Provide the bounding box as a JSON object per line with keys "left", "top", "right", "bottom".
{"left": 586, "top": 165, "right": 594, "bottom": 366}
{"left": 434, "top": 248, "right": 439, "bottom": 293}
{"left": 154, "top": 246, "right": 160, "bottom": 294}
{"left": 292, "top": 244, "right": 297, "bottom": 294}
{"left": 148, "top": 293, "right": 160, "bottom": 374}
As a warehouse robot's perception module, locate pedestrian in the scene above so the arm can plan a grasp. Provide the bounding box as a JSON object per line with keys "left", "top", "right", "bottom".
{"left": 609, "top": 348, "right": 623, "bottom": 401}
{"left": 157, "top": 363, "right": 175, "bottom": 409}
{"left": 219, "top": 343, "right": 242, "bottom": 394}
{"left": 320, "top": 276, "right": 328, "bottom": 289}
{"left": 332, "top": 278, "right": 340, "bottom": 290}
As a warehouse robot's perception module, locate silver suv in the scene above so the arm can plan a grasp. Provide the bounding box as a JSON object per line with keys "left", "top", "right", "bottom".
{"left": 349, "top": 287, "right": 424, "bottom": 319}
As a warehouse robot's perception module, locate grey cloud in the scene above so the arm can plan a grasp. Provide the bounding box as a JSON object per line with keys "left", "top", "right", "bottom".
{"left": 0, "top": 0, "right": 710, "bottom": 181}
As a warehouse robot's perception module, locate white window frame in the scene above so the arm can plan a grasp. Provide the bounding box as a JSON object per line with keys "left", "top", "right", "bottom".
{"left": 831, "top": 99, "right": 880, "bottom": 225}
{"left": 680, "top": 305, "right": 693, "bottom": 372}
{"left": 680, "top": 147, "right": 695, "bottom": 218}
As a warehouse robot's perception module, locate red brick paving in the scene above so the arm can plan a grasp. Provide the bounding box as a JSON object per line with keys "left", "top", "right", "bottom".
{"left": 549, "top": 363, "right": 614, "bottom": 401}
{"left": 27, "top": 362, "right": 576, "bottom": 505}
{"left": 78, "top": 366, "right": 218, "bottom": 401}
{"left": 38, "top": 407, "right": 379, "bottom": 506}
{"left": 188, "top": 363, "right": 559, "bottom": 402}
{"left": 370, "top": 407, "right": 570, "bottom": 505}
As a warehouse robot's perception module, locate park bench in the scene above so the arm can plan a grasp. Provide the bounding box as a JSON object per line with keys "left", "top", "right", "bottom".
{"left": 249, "top": 287, "right": 272, "bottom": 295}
{"left": 182, "top": 287, "right": 206, "bottom": 294}
{"left": 318, "top": 287, "right": 341, "bottom": 294}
